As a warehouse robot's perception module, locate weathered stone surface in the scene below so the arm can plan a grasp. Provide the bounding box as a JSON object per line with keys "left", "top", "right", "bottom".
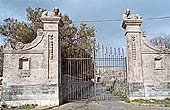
{"left": 1, "top": 7, "right": 62, "bottom": 106}
{"left": 122, "top": 9, "right": 170, "bottom": 100}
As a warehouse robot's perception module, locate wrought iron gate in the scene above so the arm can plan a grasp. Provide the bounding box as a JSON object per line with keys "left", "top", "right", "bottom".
{"left": 61, "top": 47, "right": 95, "bottom": 101}
{"left": 61, "top": 45, "right": 127, "bottom": 102}
{"left": 94, "top": 46, "right": 127, "bottom": 101}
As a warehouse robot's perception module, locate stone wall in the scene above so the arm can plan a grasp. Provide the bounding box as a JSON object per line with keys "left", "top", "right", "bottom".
{"left": 122, "top": 9, "right": 170, "bottom": 100}
{"left": 1, "top": 7, "right": 62, "bottom": 106}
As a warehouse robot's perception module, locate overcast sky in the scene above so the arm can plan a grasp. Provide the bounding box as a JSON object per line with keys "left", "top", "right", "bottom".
{"left": 0, "top": 0, "right": 170, "bottom": 48}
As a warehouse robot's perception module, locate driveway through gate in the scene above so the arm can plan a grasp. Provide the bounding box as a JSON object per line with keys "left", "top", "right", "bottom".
{"left": 94, "top": 45, "right": 127, "bottom": 101}
{"left": 61, "top": 44, "right": 127, "bottom": 102}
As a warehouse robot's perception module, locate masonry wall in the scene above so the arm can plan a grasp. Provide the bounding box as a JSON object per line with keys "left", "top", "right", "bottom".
{"left": 128, "top": 32, "right": 170, "bottom": 99}
{"left": 122, "top": 10, "right": 170, "bottom": 100}
{"left": 1, "top": 8, "right": 62, "bottom": 106}
{"left": 140, "top": 33, "right": 170, "bottom": 98}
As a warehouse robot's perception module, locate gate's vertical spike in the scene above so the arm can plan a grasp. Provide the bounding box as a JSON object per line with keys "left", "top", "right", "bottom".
{"left": 82, "top": 50, "right": 84, "bottom": 99}
{"left": 76, "top": 52, "right": 78, "bottom": 100}
{"left": 118, "top": 48, "right": 120, "bottom": 55}
{"left": 109, "top": 49, "right": 110, "bottom": 70}
{"left": 114, "top": 48, "right": 116, "bottom": 56}
{"left": 122, "top": 48, "right": 124, "bottom": 57}
{"left": 71, "top": 45, "right": 73, "bottom": 100}
{"left": 110, "top": 47, "right": 112, "bottom": 57}
{"left": 80, "top": 51, "right": 82, "bottom": 99}
{"left": 106, "top": 46, "right": 108, "bottom": 54}
{"left": 69, "top": 46, "right": 71, "bottom": 100}
{"left": 97, "top": 43, "right": 100, "bottom": 51}
{"left": 85, "top": 52, "right": 87, "bottom": 98}
{"left": 66, "top": 53, "right": 68, "bottom": 100}
{"left": 102, "top": 45, "right": 104, "bottom": 58}
{"left": 114, "top": 48, "right": 116, "bottom": 67}
{"left": 68, "top": 50, "right": 69, "bottom": 100}
{"left": 105, "top": 46, "right": 107, "bottom": 68}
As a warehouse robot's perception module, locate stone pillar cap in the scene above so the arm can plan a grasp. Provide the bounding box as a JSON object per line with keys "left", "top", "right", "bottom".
{"left": 122, "top": 9, "right": 143, "bottom": 29}
{"left": 122, "top": 19, "right": 143, "bottom": 29}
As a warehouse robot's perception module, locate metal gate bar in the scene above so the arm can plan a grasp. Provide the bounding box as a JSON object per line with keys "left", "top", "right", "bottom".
{"left": 94, "top": 46, "right": 127, "bottom": 101}
{"left": 61, "top": 45, "right": 127, "bottom": 102}
{"left": 61, "top": 47, "right": 95, "bottom": 101}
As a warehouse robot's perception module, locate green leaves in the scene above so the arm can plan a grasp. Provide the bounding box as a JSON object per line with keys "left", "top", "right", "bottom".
{"left": 150, "top": 35, "right": 170, "bottom": 48}
{"left": 0, "top": 7, "right": 96, "bottom": 79}
{"left": 26, "top": 7, "right": 46, "bottom": 22}
{"left": 60, "top": 15, "right": 96, "bottom": 58}
{"left": 0, "top": 17, "right": 36, "bottom": 44}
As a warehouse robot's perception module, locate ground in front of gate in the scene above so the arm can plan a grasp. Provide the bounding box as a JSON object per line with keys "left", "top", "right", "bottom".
{"left": 47, "top": 100, "right": 170, "bottom": 110}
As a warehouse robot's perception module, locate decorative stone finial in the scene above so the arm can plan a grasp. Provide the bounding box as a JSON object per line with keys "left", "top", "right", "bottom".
{"left": 4, "top": 42, "right": 12, "bottom": 50}
{"left": 142, "top": 31, "right": 147, "bottom": 38}
{"left": 53, "top": 7, "right": 61, "bottom": 17}
{"left": 41, "top": 7, "right": 62, "bottom": 21}
{"left": 123, "top": 9, "right": 142, "bottom": 20}
{"left": 15, "top": 42, "right": 24, "bottom": 50}
{"left": 158, "top": 43, "right": 166, "bottom": 50}
{"left": 42, "top": 11, "right": 48, "bottom": 16}
{"left": 122, "top": 9, "right": 143, "bottom": 30}
{"left": 37, "top": 29, "right": 44, "bottom": 36}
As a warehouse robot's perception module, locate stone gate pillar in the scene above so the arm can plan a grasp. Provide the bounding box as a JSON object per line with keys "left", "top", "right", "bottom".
{"left": 122, "top": 9, "right": 144, "bottom": 99}
{"left": 1, "top": 7, "right": 62, "bottom": 107}
{"left": 40, "top": 7, "right": 62, "bottom": 105}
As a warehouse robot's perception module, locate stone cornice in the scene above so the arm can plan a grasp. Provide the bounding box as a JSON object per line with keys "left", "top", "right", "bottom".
{"left": 41, "top": 17, "right": 61, "bottom": 23}
{"left": 3, "top": 50, "right": 44, "bottom": 54}
{"left": 122, "top": 19, "right": 143, "bottom": 29}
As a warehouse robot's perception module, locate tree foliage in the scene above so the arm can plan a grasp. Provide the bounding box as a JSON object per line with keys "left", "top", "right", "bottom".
{"left": 0, "top": 7, "right": 96, "bottom": 77}
{"left": 26, "top": 7, "right": 46, "bottom": 22}
{"left": 150, "top": 35, "right": 170, "bottom": 48}
{"left": 0, "top": 18, "right": 36, "bottom": 44}
{"left": 0, "top": 7, "right": 96, "bottom": 57}
{"left": 0, "top": 7, "right": 47, "bottom": 44}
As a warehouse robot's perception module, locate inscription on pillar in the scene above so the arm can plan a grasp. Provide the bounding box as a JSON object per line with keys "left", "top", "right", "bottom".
{"left": 48, "top": 34, "right": 54, "bottom": 60}
{"left": 131, "top": 35, "right": 136, "bottom": 60}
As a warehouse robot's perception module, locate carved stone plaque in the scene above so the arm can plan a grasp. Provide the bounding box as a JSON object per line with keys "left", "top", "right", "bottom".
{"left": 17, "top": 71, "right": 31, "bottom": 78}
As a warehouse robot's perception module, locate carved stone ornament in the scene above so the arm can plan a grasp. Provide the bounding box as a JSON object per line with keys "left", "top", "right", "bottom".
{"left": 4, "top": 42, "right": 12, "bottom": 49}
{"left": 142, "top": 31, "right": 147, "bottom": 38}
{"left": 41, "top": 7, "right": 61, "bottom": 18}
{"left": 123, "top": 9, "right": 142, "bottom": 20}
{"left": 37, "top": 29, "right": 44, "bottom": 36}
{"left": 15, "top": 42, "right": 24, "bottom": 50}
{"left": 158, "top": 43, "right": 166, "bottom": 50}
{"left": 53, "top": 7, "right": 61, "bottom": 16}
{"left": 17, "top": 71, "right": 31, "bottom": 78}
